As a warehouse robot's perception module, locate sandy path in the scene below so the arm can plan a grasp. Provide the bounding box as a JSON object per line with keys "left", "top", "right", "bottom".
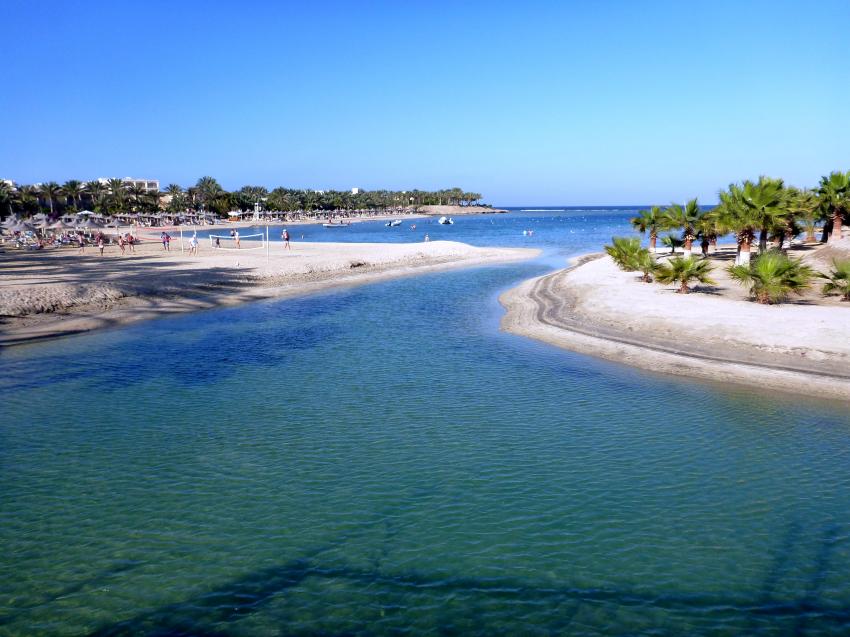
{"left": 0, "top": 240, "right": 538, "bottom": 346}
{"left": 500, "top": 252, "right": 850, "bottom": 401}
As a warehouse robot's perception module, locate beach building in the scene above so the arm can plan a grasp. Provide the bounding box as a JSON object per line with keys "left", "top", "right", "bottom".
{"left": 351, "top": 187, "right": 361, "bottom": 195}
{"left": 121, "top": 178, "right": 159, "bottom": 192}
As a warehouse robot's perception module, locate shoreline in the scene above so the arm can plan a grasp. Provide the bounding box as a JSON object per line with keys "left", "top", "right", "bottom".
{"left": 500, "top": 253, "right": 850, "bottom": 401}
{"left": 1, "top": 241, "right": 539, "bottom": 347}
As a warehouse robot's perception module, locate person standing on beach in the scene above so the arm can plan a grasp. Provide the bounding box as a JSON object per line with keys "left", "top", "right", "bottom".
{"left": 235, "top": 230, "right": 240, "bottom": 249}
{"left": 161, "top": 232, "right": 167, "bottom": 251}
{"left": 117, "top": 234, "right": 125, "bottom": 255}
{"left": 424, "top": 233, "right": 430, "bottom": 242}
{"left": 77, "top": 233, "right": 85, "bottom": 254}
{"left": 189, "top": 233, "right": 198, "bottom": 255}
{"left": 282, "top": 229, "right": 290, "bottom": 250}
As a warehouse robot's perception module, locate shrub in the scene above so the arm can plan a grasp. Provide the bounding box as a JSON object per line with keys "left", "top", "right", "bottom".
{"left": 727, "top": 249, "right": 815, "bottom": 304}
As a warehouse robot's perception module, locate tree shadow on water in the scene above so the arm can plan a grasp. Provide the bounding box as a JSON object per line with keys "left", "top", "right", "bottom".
{"left": 82, "top": 519, "right": 850, "bottom": 637}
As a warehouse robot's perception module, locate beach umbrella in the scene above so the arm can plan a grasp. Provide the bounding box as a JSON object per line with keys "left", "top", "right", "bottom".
{"left": 49, "top": 219, "right": 74, "bottom": 230}
{"left": 1, "top": 214, "right": 22, "bottom": 228}
{"left": 77, "top": 210, "right": 96, "bottom": 216}
{"left": 78, "top": 219, "right": 105, "bottom": 229}
{"left": 8, "top": 221, "right": 36, "bottom": 233}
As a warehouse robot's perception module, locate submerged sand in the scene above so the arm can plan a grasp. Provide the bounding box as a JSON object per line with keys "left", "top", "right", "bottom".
{"left": 1, "top": 239, "right": 537, "bottom": 346}
{"left": 501, "top": 249, "right": 850, "bottom": 401}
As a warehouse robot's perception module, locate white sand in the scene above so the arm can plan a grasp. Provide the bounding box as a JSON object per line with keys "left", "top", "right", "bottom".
{"left": 501, "top": 251, "right": 850, "bottom": 401}
{"left": 1, "top": 239, "right": 538, "bottom": 346}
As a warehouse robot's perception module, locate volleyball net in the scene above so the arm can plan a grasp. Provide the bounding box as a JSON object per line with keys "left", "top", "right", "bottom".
{"left": 208, "top": 233, "right": 265, "bottom": 250}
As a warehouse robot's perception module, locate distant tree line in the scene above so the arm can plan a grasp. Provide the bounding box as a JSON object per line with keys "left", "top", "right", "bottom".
{"left": 0, "top": 177, "right": 486, "bottom": 218}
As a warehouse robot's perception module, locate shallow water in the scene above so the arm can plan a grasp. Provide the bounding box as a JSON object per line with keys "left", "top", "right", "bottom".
{"left": 2, "top": 210, "right": 850, "bottom": 635}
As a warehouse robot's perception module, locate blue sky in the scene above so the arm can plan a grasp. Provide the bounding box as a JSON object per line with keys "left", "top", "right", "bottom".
{"left": 1, "top": 0, "right": 846, "bottom": 205}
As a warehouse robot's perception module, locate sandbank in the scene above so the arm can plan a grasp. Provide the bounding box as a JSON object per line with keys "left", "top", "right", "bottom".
{"left": 500, "top": 249, "right": 850, "bottom": 401}
{"left": 1, "top": 240, "right": 538, "bottom": 347}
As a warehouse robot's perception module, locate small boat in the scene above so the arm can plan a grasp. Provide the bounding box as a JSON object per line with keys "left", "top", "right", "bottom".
{"left": 385, "top": 220, "right": 403, "bottom": 227}
{"left": 322, "top": 222, "right": 349, "bottom": 228}
{"left": 438, "top": 216, "right": 454, "bottom": 225}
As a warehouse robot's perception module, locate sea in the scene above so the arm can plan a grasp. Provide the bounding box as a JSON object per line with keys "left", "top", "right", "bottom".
{"left": 2, "top": 207, "right": 849, "bottom": 636}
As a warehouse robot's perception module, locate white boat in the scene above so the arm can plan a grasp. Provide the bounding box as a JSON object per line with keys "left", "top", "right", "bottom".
{"left": 385, "top": 220, "right": 403, "bottom": 227}
{"left": 322, "top": 222, "right": 349, "bottom": 228}
{"left": 438, "top": 216, "right": 454, "bottom": 225}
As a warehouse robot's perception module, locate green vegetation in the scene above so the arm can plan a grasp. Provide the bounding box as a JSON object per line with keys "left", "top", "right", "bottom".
{"left": 820, "top": 259, "right": 850, "bottom": 301}
{"left": 817, "top": 171, "right": 850, "bottom": 243}
{"left": 653, "top": 257, "right": 715, "bottom": 294}
{"left": 604, "top": 237, "right": 656, "bottom": 282}
{"left": 0, "top": 177, "right": 487, "bottom": 219}
{"left": 630, "top": 206, "right": 663, "bottom": 252}
{"left": 727, "top": 250, "right": 815, "bottom": 304}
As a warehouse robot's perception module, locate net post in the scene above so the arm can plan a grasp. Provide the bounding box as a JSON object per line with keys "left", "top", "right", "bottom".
{"left": 180, "top": 228, "right": 184, "bottom": 254}
{"left": 266, "top": 224, "right": 269, "bottom": 262}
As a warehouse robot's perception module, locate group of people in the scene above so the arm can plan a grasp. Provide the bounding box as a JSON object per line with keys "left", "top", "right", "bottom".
{"left": 85, "top": 231, "right": 138, "bottom": 256}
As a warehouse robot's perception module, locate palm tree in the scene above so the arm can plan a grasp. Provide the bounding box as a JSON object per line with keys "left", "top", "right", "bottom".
{"left": 715, "top": 183, "right": 758, "bottom": 266}
{"left": 195, "top": 176, "right": 224, "bottom": 211}
{"left": 728, "top": 250, "right": 815, "bottom": 304}
{"left": 743, "top": 176, "right": 788, "bottom": 252}
{"left": 654, "top": 256, "right": 715, "bottom": 294}
{"left": 61, "top": 179, "right": 83, "bottom": 210}
{"left": 820, "top": 259, "right": 850, "bottom": 301}
{"left": 86, "top": 180, "right": 106, "bottom": 211}
{"left": 662, "top": 199, "right": 701, "bottom": 257}
{"left": 817, "top": 170, "right": 849, "bottom": 244}
{"left": 694, "top": 209, "right": 722, "bottom": 256}
{"left": 106, "top": 178, "right": 126, "bottom": 214}
{"left": 787, "top": 187, "right": 821, "bottom": 243}
{"left": 605, "top": 237, "right": 644, "bottom": 270}
{"left": 0, "top": 181, "right": 14, "bottom": 218}
{"left": 631, "top": 206, "right": 664, "bottom": 253}
{"left": 164, "top": 184, "right": 184, "bottom": 213}
{"left": 127, "top": 184, "right": 147, "bottom": 212}
{"left": 38, "top": 181, "right": 61, "bottom": 216}
{"left": 17, "top": 185, "right": 40, "bottom": 215}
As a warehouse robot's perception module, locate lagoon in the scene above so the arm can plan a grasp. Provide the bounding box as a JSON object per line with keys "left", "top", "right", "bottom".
{"left": 2, "top": 210, "right": 850, "bottom": 635}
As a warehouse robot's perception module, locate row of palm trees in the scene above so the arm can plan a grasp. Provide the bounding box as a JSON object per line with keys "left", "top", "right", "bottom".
{"left": 606, "top": 236, "right": 850, "bottom": 303}
{"left": 607, "top": 170, "right": 850, "bottom": 304}
{"left": 630, "top": 171, "right": 850, "bottom": 265}
{"left": 0, "top": 177, "right": 485, "bottom": 219}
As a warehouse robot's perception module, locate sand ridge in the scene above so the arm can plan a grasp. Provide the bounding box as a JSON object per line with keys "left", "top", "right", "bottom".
{"left": 500, "top": 251, "right": 850, "bottom": 401}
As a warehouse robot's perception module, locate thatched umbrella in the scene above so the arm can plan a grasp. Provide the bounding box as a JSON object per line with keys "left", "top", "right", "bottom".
{"left": 7, "top": 221, "right": 36, "bottom": 233}
{"left": 78, "top": 219, "right": 105, "bottom": 229}
{"left": 49, "top": 219, "right": 75, "bottom": 230}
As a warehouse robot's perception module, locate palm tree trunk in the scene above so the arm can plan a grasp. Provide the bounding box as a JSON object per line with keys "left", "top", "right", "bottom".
{"left": 739, "top": 238, "right": 752, "bottom": 266}
{"left": 821, "top": 219, "right": 832, "bottom": 243}
{"left": 830, "top": 211, "right": 844, "bottom": 244}
{"left": 709, "top": 236, "right": 717, "bottom": 254}
{"left": 806, "top": 225, "right": 816, "bottom": 242}
{"left": 759, "top": 227, "right": 768, "bottom": 252}
{"left": 683, "top": 238, "right": 692, "bottom": 258}
{"left": 649, "top": 233, "right": 657, "bottom": 253}
{"left": 679, "top": 281, "right": 689, "bottom": 294}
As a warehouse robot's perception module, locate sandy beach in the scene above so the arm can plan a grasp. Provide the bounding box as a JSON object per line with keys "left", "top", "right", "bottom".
{"left": 501, "top": 247, "right": 850, "bottom": 401}
{"left": 1, "top": 239, "right": 538, "bottom": 346}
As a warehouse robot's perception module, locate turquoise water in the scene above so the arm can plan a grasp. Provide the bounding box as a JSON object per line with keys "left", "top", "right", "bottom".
{"left": 2, "top": 211, "right": 850, "bottom": 635}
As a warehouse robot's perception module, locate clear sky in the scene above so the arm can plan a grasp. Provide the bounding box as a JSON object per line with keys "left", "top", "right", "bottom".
{"left": 1, "top": 0, "right": 846, "bottom": 205}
